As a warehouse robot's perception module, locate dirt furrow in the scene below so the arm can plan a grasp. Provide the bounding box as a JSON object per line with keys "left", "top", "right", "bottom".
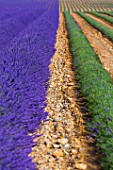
{"left": 71, "top": 12, "right": 113, "bottom": 78}
{"left": 29, "top": 13, "right": 101, "bottom": 170}
{"left": 86, "top": 13, "right": 113, "bottom": 30}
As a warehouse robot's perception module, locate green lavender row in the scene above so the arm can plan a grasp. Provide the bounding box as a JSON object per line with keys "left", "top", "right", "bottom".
{"left": 64, "top": 11, "right": 113, "bottom": 170}
{"left": 77, "top": 12, "right": 113, "bottom": 42}
{"left": 100, "top": 11, "right": 113, "bottom": 17}
{"left": 88, "top": 11, "right": 113, "bottom": 24}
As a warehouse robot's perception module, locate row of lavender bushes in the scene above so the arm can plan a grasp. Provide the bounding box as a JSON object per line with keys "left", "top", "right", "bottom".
{"left": 64, "top": 12, "right": 113, "bottom": 170}
{"left": 0, "top": 0, "right": 37, "bottom": 20}
{"left": 0, "top": 0, "right": 52, "bottom": 49}
{"left": 0, "top": 0, "right": 59, "bottom": 169}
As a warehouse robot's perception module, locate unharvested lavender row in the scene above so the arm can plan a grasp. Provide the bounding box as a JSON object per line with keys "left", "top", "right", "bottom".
{"left": 0, "top": 0, "right": 50, "bottom": 21}
{"left": 0, "top": 0, "right": 59, "bottom": 169}
{"left": 0, "top": 0, "right": 47, "bottom": 9}
{"left": 0, "top": 6, "right": 46, "bottom": 49}
{"left": 0, "top": 0, "right": 38, "bottom": 20}
{"left": 0, "top": 8, "right": 26, "bottom": 21}
{"left": 0, "top": 5, "right": 37, "bottom": 21}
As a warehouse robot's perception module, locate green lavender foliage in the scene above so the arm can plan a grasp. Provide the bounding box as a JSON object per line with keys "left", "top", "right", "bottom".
{"left": 100, "top": 11, "right": 113, "bottom": 17}
{"left": 64, "top": 11, "right": 113, "bottom": 170}
{"left": 88, "top": 11, "right": 113, "bottom": 24}
{"left": 77, "top": 12, "right": 113, "bottom": 42}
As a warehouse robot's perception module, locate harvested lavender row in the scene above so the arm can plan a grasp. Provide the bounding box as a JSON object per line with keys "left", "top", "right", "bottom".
{"left": 0, "top": 0, "right": 59, "bottom": 169}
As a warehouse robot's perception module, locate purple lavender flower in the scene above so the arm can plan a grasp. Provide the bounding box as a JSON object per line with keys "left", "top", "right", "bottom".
{"left": 94, "top": 128, "right": 98, "bottom": 133}
{"left": 108, "top": 117, "right": 112, "bottom": 121}
{"left": 0, "top": 0, "right": 59, "bottom": 169}
{"left": 104, "top": 107, "right": 109, "bottom": 111}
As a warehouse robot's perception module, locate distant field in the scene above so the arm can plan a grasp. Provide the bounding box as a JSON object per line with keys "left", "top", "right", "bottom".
{"left": 60, "top": 0, "right": 113, "bottom": 11}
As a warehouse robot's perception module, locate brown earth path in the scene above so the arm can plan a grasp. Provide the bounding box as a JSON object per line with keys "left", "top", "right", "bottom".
{"left": 86, "top": 13, "right": 113, "bottom": 29}
{"left": 29, "top": 13, "right": 101, "bottom": 170}
{"left": 71, "top": 12, "right": 113, "bottom": 78}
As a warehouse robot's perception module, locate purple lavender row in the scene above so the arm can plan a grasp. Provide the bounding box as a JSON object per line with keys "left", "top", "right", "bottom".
{"left": 0, "top": 7, "right": 46, "bottom": 50}
{"left": 0, "top": 0, "right": 59, "bottom": 169}
{"left": 0, "top": 0, "right": 39, "bottom": 9}
{"left": 0, "top": 0, "right": 51, "bottom": 19}
{"left": 0, "top": 7, "right": 36, "bottom": 21}
{"left": 0, "top": 0, "right": 51, "bottom": 21}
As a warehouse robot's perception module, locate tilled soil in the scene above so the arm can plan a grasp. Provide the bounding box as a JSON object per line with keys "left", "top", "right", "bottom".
{"left": 71, "top": 12, "right": 113, "bottom": 78}
{"left": 86, "top": 13, "right": 113, "bottom": 30}
{"left": 29, "top": 13, "right": 101, "bottom": 170}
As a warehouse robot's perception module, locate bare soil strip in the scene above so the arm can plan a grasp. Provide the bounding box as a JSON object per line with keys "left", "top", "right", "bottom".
{"left": 71, "top": 12, "right": 113, "bottom": 78}
{"left": 86, "top": 13, "right": 113, "bottom": 30}
{"left": 29, "top": 13, "right": 101, "bottom": 170}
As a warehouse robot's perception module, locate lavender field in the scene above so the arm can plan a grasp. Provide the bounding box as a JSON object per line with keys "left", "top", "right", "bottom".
{"left": 0, "top": 0, "right": 59, "bottom": 169}
{"left": 1, "top": 0, "right": 113, "bottom": 169}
